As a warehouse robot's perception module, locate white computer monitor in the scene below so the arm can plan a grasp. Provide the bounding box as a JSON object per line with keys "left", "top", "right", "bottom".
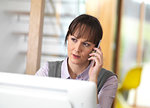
{"left": 0, "top": 72, "right": 97, "bottom": 108}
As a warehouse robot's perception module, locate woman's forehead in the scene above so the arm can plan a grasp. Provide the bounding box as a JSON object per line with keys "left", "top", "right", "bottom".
{"left": 70, "top": 23, "right": 96, "bottom": 43}
{"left": 73, "top": 27, "right": 92, "bottom": 39}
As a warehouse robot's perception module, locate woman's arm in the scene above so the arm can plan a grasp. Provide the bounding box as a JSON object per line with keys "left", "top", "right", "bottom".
{"left": 97, "top": 76, "right": 118, "bottom": 108}
{"left": 88, "top": 47, "right": 118, "bottom": 107}
{"left": 88, "top": 47, "right": 103, "bottom": 103}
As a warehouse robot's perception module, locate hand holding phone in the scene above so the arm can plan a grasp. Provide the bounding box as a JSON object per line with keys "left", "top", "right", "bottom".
{"left": 88, "top": 40, "right": 103, "bottom": 83}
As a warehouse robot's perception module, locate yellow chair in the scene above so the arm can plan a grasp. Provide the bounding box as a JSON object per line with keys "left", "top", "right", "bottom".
{"left": 118, "top": 66, "right": 142, "bottom": 91}
{"left": 115, "top": 66, "right": 143, "bottom": 108}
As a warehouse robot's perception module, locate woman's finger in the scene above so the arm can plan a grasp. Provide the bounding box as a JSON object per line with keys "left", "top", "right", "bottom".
{"left": 89, "top": 50, "right": 103, "bottom": 60}
{"left": 88, "top": 54, "right": 103, "bottom": 65}
{"left": 93, "top": 47, "right": 103, "bottom": 55}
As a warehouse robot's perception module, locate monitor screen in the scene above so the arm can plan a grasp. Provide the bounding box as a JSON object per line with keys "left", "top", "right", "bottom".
{"left": 0, "top": 72, "right": 97, "bottom": 108}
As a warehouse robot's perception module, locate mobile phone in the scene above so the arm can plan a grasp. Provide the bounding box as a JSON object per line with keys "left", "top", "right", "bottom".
{"left": 92, "top": 40, "right": 101, "bottom": 66}
{"left": 97, "top": 40, "right": 101, "bottom": 49}
{"left": 92, "top": 40, "right": 101, "bottom": 53}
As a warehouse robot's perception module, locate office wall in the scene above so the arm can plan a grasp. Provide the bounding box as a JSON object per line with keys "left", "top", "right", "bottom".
{"left": 0, "top": 0, "right": 30, "bottom": 73}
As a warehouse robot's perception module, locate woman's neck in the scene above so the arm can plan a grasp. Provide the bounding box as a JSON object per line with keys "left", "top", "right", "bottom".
{"left": 67, "top": 59, "right": 89, "bottom": 79}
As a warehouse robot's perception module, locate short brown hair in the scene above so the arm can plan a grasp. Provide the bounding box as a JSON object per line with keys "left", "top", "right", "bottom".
{"left": 65, "top": 14, "right": 103, "bottom": 47}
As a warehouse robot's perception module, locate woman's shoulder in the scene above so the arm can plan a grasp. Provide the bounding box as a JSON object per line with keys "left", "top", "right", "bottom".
{"left": 100, "top": 68, "right": 118, "bottom": 85}
{"left": 99, "top": 68, "right": 117, "bottom": 78}
{"left": 97, "top": 68, "right": 118, "bottom": 92}
{"left": 35, "top": 62, "right": 49, "bottom": 76}
{"left": 47, "top": 60, "right": 64, "bottom": 68}
{"left": 47, "top": 60, "right": 63, "bottom": 63}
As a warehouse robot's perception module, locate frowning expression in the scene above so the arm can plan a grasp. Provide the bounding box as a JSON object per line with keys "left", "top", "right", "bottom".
{"left": 67, "top": 33, "right": 95, "bottom": 65}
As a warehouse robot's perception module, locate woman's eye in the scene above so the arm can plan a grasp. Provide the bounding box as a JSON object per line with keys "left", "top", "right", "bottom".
{"left": 83, "top": 43, "right": 90, "bottom": 47}
{"left": 71, "top": 38, "right": 77, "bottom": 43}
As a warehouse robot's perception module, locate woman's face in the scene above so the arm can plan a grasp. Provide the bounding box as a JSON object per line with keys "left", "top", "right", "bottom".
{"left": 67, "top": 31, "right": 95, "bottom": 66}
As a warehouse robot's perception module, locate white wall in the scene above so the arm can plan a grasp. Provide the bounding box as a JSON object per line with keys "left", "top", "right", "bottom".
{"left": 0, "top": 0, "right": 30, "bottom": 73}
{"left": 0, "top": 0, "right": 85, "bottom": 74}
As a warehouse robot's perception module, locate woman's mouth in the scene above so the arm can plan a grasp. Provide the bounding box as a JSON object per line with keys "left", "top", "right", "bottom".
{"left": 72, "top": 54, "right": 80, "bottom": 59}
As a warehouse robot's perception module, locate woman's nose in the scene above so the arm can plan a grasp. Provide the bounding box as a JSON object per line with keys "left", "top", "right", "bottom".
{"left": 74, "top": 42, "right": 82, "bottom": 52}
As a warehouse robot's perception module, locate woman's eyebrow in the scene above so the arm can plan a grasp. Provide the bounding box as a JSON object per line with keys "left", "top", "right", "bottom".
{"left": 83, "top": 40, "right": 92, "bottom": 43}
{"left": 71, "top": 35, "right": 78, "bottom": 38}
{"left": 71, "top": 35, "right": 92, "bottom": 43}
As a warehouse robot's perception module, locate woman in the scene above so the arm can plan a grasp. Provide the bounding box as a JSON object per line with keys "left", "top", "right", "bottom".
{"left": 36, "top": 14, "right": 118, "bottom": 108}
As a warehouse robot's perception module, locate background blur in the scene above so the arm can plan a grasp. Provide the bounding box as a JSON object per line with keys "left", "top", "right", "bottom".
{"left": 0, "top": 0, "right": 150, "bottom": 108}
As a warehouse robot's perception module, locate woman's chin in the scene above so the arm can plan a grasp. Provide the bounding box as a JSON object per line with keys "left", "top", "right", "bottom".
{"left": 71, "top": 59, "right": 81, "bottom": 64}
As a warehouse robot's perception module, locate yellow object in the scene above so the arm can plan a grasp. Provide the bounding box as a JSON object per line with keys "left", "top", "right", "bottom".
{"left": 115, "top": 66, "right": 143, "bottom": 108}
{"left": 118, "top": 66, "right": 142, "bottom": 91}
